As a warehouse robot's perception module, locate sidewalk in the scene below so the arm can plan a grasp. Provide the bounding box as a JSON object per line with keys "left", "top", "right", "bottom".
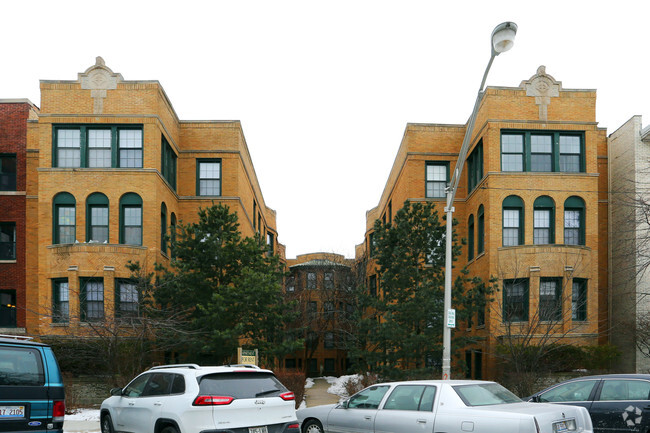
{"left": 304, "top": 378, "right": 342, "bottom": 407}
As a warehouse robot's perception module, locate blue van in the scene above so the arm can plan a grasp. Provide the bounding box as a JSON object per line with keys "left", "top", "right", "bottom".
{"left": 0, "top": 335, "right": 65, "bottom": 433}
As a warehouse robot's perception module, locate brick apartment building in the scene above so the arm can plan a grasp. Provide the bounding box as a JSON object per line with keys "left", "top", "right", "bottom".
{"left": 283, "top": 253, "right": 356, "bottom": 376}
{"left": 0, "top": 100, "right": 39, "bottom": 331}
{"left": 19, "top": 57, "right": 282, "bottom": 337}
{"left": 358, "top": 66, "right": 609, "bottom": 379}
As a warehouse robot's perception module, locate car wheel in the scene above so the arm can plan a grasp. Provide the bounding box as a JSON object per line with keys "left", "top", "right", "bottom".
{"left": 302, "top": 419, "right": 323, "bottom": 433}
{"left": 100, "top": 414, "right": 114, "bottom": 433}
{"left": 161, "top": 426, "right": 179, "bottom": 433}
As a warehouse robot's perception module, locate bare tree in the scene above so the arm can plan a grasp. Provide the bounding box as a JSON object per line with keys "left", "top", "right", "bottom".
{"left": 485, "top": 250, "right": 613, "bottom": 396}
{"left": 43, "top": 260, "right": 195, "bottom": 387}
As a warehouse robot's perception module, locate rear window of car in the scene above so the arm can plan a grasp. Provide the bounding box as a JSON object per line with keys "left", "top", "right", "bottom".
{"left": 0, "top": 346, "right": 45, "bottom": 386}
{"left": 453, "top": 383, "right": 521, "bottom": 407}
{"left": 198, "top": 372, "right": 286, "bottom": 399}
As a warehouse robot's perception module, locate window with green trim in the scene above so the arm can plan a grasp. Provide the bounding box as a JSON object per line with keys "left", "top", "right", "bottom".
{"left": 477, "top": 205, "right": 484, "bottom": 254}
{"left": 80, "top": 278, "right": 104, "bottom": 321}
{"left": 467, "top": 141, "right": 483, "bottom": 193}
{"left": 119, "top": 193, "right": 142, "bottom": 246}
{"left": 539, "top": 277, "right": 562, "bottom": 321}
{"left": 52, "top": 279, "right": 69, "bottom": 323}
{"left": 53, "top": 125, "right": 143, "bottom": 168}
{"left": 503, "top": 278, "right": 528, "bottom": 322}
{"left": 564, "top": 196, "right": 585, "bottom": 245}
{"left": 369, "top": 275, "right": 377, "bottom": 297}
{"left": 502, "top": 196, "right": 523, "bottom": 246}
{"left": 425, "top": 162, "right": 448, "bottom": 198}
{"left": 0, "top": 222, "right": 15, "bottom": 260}
{"left": 307, "top": 272, "right": 316, "bottom": 289}
{"left": 86, "top": 193, "right": 109, "bottom": 243}
{"left": 161, "top": 202, "right": 167, "bottom": 255}
{"left": 53, "top": 192, "right": 76, "bottom": 244}
{"left": 170, "top": 213, "right": 177, "bottom": 259}
{"left": 468, "top": 215, "right": 474, "bottom": 261}
{"left": 197, "top": 159, "right": 221, "bottom": 196}
{"left": 534, "top": 196, "right": 555, "bottom": 245}
{"left": 501, "top": 131, "right": 585, "bottom": 173}
{"left": 161, "top": 136, "right": 177, "bottom": 191}
{"left": 116, "top": 279, "right": 139, "bottom": 318}
{"left": 572, "top": 278, "right": 587, "bottom": 321}
{"left": 0, "top": 154, "right": 17, "bottom": 191}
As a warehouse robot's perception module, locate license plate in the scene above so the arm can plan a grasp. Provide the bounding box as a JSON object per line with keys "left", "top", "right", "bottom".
{"left": 0, "top": 406, "right": 25, "bottom": 418}
{"left": 249, "top": 427, "right": 268, "bottom": 433}
{"left": 554, "top": 421, "right": 568, "bottom": 433}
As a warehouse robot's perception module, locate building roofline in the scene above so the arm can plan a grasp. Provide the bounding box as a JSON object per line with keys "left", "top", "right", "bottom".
{"left": 0, "top": 98, "right": 37, "bottom": 107}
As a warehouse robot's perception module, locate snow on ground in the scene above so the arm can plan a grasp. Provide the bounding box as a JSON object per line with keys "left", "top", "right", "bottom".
{"left": 325, "top": 374, "right": 360, "bottom": 399}
{"left": 65, "top": 408, "right": 100, "bottom": 421}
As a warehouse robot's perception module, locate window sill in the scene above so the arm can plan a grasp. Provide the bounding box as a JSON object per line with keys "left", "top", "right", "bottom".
{"left": 51, "top": 323, "right": 69, "bottom": 327}
{"left": 0, "top": 260, "right": 17, "bottom": 264}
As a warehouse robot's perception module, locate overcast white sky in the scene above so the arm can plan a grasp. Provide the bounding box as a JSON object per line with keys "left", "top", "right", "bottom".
{"left": 3, "top": 1, "right": 649, "bottom": 258}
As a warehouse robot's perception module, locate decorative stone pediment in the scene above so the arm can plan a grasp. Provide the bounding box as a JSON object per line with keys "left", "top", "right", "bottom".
{"left": 78, "top": 57, "right": 123, "bottom": 114}
{"left": 520, "top": 66, "right": 561, "bottom": 122}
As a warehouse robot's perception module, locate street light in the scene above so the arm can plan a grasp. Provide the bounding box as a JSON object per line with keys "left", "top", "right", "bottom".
{"left": 441, "top": 21, "right": 517, "bottom": 380}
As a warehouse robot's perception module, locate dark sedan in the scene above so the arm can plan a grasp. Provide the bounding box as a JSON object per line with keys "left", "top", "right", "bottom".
{"left": 528, "top": 374, "right": 650, "bottom": 433}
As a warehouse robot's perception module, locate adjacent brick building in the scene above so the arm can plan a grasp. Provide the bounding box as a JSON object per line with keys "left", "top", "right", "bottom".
{"left": 0, "top": 99, "right": 39, "bottom": 332}
{"left": 358, "top": 66, "right": 609, "bottom": 379}
{"left": 24, "top": 58, "right": 282, "bottom": 337}
{"left": 283, "top": 253, "right": 356, "bottom": 376}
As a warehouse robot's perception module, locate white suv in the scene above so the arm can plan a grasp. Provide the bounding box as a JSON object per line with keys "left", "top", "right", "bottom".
{"left": 100, "top": 364, "right": 300, "bottom": 433}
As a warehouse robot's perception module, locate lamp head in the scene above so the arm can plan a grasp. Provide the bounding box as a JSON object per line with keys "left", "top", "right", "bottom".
{"left": 491, "top": 21, "right": 517, "bottom": 55}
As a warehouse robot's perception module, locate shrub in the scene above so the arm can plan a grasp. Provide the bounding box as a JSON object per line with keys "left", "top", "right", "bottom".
{"left": 274, "top": 369, "right": 307, "bottom": 409}
{"left": 342, "top": 373, "right": 379, "bottom": 398}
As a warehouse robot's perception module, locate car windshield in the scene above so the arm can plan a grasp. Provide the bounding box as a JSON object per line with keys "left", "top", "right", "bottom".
{"left": 453, "top": 383, "right": 521, "bottom": 406}
{"left": 198, "top": 372, "right": 286, "bottom": 399}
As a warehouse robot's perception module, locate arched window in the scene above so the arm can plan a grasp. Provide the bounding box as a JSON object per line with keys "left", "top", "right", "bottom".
{"left": 468, "top": 215, "right": 474, "bottom": 261}
{"left": 502, "top": 196, "right": 524, "bottom": 246}
{"left": 53, "top": 192, "right": 76, "bottom": 244}
{"left": 564, "top": 196, "right": 585, "bottom": 245}
{"left": 170, "top": 212, "right": 177, "bottom": 259}
{"left": 477, "top": 205, "right": 485, "bottom": 254}
{"left": 533, "top": 196, "right": 555, "bottom": 245}
{"left": 119, "top": 193, "right": 143, "bottom": 246}
{"left": 86, "top": 192, "right": 109, "bottom": 243}
{"left": 161, "top": 202, "right": 167, "bottom": 255}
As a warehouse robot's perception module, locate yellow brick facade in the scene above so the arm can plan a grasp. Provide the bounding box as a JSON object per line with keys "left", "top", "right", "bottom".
{"left": 358, "top": 67, "right": 608, "bottom": 380}
{"left": 25, "top": 58, "right": 282, "bottom": 336}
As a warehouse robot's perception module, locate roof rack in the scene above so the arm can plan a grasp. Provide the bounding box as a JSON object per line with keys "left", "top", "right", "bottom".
{"left": 149, "top": 364, "right": 200, "bottom": 370}
{"left": 0, "top": 334, "right": 34, "bottom": 341}
{"left": 228, "top": 364, "right": 261, "bottom": 369}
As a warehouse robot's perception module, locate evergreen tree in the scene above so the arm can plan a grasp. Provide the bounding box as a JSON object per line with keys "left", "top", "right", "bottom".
{"left": 154, "top": 203, "right": 301, "bottom": 364}
{"left": 353, "top": 200, "right": 493, "bottom": 380}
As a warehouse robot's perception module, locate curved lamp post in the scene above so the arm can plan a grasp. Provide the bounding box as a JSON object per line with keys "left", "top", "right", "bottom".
{"left": 442, "top": 21, "right": 517, "bottom": 380}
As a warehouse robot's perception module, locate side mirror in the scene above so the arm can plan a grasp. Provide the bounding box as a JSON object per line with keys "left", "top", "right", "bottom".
{"left": 110, "top": 387, "right": 123, "bottom": 396}
{"left": 340, "top": 399, "right": 349, "bottom": 409}
{"left": 530, "top": 395, "right": 539, "bottom": 402}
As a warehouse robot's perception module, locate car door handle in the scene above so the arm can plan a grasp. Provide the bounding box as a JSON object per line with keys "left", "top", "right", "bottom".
{"left": 417, "top": 419, "right": 427, "bottom": 424}
{"left": 154, "top": 402, "right": 162, "bottom": 406}
{"left": 128, "top": 402, "right": 135, "bottom": 406}
{"left": 364, "top": 416, "right": 372, "bottom": 420}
